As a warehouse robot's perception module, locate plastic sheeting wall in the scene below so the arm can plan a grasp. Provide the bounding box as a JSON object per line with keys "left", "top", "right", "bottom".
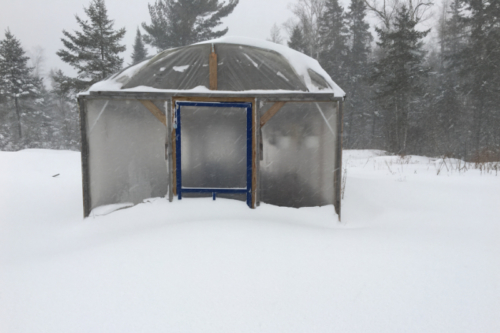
{"left": 260, "top": 102, "right": 337, "bottom": 207}
{"left": 180, "top": 106, "right": 248, "bottom": 189}
{"left": 86, "top": 99, "right": 168, "bottom": 212}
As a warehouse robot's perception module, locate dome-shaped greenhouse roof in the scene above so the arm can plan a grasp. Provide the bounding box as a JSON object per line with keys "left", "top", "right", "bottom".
{"left": 89, "top": 37, "right": 345, "bottom": 97}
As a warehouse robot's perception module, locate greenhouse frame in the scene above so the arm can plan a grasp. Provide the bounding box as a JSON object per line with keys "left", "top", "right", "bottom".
{"left": 77, "top": 37, "right": 345, "bottom": 219}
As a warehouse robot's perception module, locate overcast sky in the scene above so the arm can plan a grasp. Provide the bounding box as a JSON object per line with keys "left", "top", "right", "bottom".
{"left": 0, "top": 0, "right": 301, "bottom": 80}
{"left": 0, "top": 0, "right": 437, "bottom": 83}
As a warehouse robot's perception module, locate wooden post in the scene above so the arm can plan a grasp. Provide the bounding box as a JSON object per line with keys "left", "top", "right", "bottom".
{"left": 166, "top": 100, "right": 174, "bottom": 202}
{"left": 255, "top": 100, "right": 261, "bottom": 207}
{"left": 334, "top": 100, "right": 344, "bottom": 221}
{"left": 78, "top": 97, "right": 91, "bottom": 218}
{"left": 209, "top": 44, "right": 218, "bottom": 90}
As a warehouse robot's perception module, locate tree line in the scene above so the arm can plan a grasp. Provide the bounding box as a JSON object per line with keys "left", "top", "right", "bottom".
{"left": 0, "top": 0, "right": 238, "bottom": 151}
{"left": 0, "top": 0, "right": 499, "bottom": 161}
{"left": 277, "top": 0, "right": 500, "bottom": 160}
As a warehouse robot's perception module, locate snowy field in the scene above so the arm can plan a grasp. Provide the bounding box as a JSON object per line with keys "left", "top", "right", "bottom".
{"left": 1, "top": 149, "right": 499, "bottom": 332}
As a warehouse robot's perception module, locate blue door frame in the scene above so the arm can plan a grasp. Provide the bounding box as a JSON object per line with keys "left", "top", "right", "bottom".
{"left": 175, "top": 101, "right": 253, "bottom": 207}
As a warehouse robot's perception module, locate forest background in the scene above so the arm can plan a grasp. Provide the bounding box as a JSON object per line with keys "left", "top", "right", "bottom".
{"left": 0, "top": 0, "right": 498, "bottom": 161}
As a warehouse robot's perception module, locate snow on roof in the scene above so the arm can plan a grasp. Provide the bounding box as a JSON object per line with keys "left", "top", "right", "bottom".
{"left": 197, "top": 36, "right": 345, "bottom": 96}
{"left": 88, "top": 36, "right": 346, "bottom": 97}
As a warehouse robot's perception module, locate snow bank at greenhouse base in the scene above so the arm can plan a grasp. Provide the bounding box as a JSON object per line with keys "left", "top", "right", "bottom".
{"left": 1, "top": 149, "right": 499, "bottom": 333}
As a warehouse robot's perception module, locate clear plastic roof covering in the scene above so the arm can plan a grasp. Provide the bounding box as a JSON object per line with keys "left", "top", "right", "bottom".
{"left": 88, "top": 37, "right": 345, "bottom": 97}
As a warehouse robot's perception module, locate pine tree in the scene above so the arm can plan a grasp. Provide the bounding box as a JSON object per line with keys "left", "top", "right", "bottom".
{"left": 131, "top": 28, "right": 148, "bottom": 65}
{"left": 288, "top": 24, "right": 306, "bottom": 53}
{"left": 57, "top": 0, "right": 126, "bottom": 90}
{"left": 347, "top": 0, "right": 372, "bottom": 75}
{"left": 453, "top": 0, "right": 500, "bottom": 157}
{"left": 343, "top": 0, "right": 373, "bottom": 148}
{"left": 23, "top": 82, "right": 53, "bottom": 149}
{"left": 371, "top": 5, "right": 430, "bottom": 154}
{"left": 142, "top": 0, "right": 239, "bottom": 51}
{"left": 0, "top": 29, "right": 40, "bottom": 143}
{"left": 50, "top": 69, "right": 80, "bottom": 149}
{"left": 427, "top": 0, "right": 468, "bottom": 157}
{"left": 318, "top": 0, "right": 349, "bottom": 87}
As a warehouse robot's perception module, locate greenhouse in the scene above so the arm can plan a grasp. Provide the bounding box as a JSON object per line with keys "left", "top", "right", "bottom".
{"left": 77, "top": 37, "right": 345, "bottom": 219}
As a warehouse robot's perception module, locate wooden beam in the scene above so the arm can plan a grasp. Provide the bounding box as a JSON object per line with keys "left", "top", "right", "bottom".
{"left": 209, "top": 50, "right": 218, "bottom": 90}
{"left": 260, "top": 101, "right": 286, "bottom": 127}
{"left": 138, "top": 99, "right": 166, "bottom": 126}
{"left": 87, "top": 91, "right": 340, "bottom": 102}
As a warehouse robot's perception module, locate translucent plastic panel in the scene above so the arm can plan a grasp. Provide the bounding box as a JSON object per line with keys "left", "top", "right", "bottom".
{"left": 216, "top": 44, "right": 307, "bottom": 91}
{"left": 180, "top": 106, "right": 247, "bottom": 189}
{"left": 120, "top": 43, "right": 308, "bottom": 92}
{"left": 86, "top": 100, "right": 168, "bottom": 211}
{"left": 122, "top": 46, "right": 210, "bottom": 90}
{"left": 260, "top": 102, "right": 337, "bottom": 207}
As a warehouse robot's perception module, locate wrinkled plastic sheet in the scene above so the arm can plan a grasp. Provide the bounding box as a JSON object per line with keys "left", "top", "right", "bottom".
{"left": 259, "top": 102, "right": 337, "bottom": 207}
{"left": 180, "top": 105, "right": 248, "bottom": 189}
{"left": 84, "top": 99, "right": 338, "bottom": 210}
{"left": 121, "top": 44, "right": 330, "bottom": 92}
{"left": 86, "top": 99, "right": 168, "bottom": 211}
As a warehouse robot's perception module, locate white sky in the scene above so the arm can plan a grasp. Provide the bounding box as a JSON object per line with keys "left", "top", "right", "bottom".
{"left": 0, "top": 0, "right": 437, "bottom": 83}
{"left": 0, "top": 0, "right": 299, "bottom": 80}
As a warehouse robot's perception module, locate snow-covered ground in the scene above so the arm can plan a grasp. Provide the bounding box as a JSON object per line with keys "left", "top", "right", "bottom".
{"left": 1, "top": 149, "right": 499, "bottom": 332}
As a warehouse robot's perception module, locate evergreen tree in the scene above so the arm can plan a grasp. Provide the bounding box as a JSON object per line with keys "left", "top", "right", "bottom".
{"left": 453, "top": 0, "right": 500, "bottom": 156}
{"left": 288, "top": 24, "right": 306, "bottom": 53}
{"left": 50, "top": 69, "right": 80, "bottom": 149}
{"left": 57, "top": 0, "right": 126, "bottom": 90}
{"left": 131, "top": 28, "right": 148, "bottom": 65}
{"left": 343, "top": 0, "right": 373, "bottom": 148}
{"left": 347, "top": 0, "right": 372, "bottom": 75}
{"left": 371, "top": 5, "right": 430, "bottom": 154}
{"left": 318, "top": 0, "right": 349, "bottom": 87}
{"left": 426, "top": 0, "right": 468, "bottom": 157}
{"left": 23, "top": 82, "right": 53, "bottom": 149}
{"left": 142, "top": 0, "right": 239, "bottom": 51}
{"left": 0, "top": 29, "right": 40, "bottom": 143}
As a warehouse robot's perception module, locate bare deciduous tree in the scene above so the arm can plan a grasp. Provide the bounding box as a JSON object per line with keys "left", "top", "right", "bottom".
{"left": 267, "top": 23, "right": 283, "bottom": 44}
{"left": 286, "top": 0, "right": 326, "bottom": 59}
{"left": 363, "top": 0, "right": 434, "bottom": 30}
{"left": 28, "top": 46, "right": 45, "bottom": 79}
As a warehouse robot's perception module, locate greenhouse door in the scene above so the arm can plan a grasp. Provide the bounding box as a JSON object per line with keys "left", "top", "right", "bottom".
{"left": 174, "top": 101, "right": 253, "bottom": 207}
